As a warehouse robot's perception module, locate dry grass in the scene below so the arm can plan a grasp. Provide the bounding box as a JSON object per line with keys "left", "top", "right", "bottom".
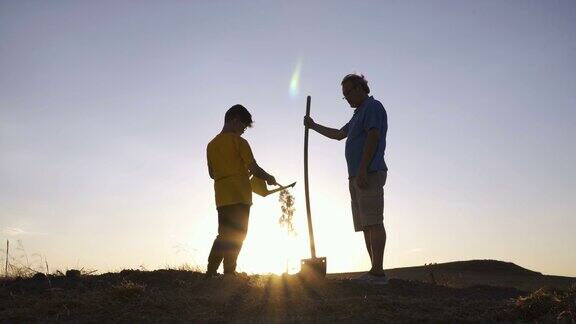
{"left": 514, "top": 285, "right": 576, "bottom": 322}
{"left": 1, "top": 240, "right": 45, "bottom": 279}
{"left": 112, "top": 280, "right": 147, "bottom": 299}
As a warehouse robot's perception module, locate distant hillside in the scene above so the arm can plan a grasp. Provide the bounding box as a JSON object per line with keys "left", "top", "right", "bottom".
{"left": 404, "top": 260, "right": 542, "bottom": 276}
{"left": 330, "top": 260, "right": 575, "bottom": 291}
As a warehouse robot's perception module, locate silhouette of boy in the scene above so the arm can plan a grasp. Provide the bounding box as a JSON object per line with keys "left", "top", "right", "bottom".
{"left": 206, "top": 104, "right": 278, "bottom": 277}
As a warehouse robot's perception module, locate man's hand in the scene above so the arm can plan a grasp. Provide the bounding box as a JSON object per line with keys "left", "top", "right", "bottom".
{"left": 356, "top": 128, "right": 379, "bottom": 188}
{"left": 356, "top": 168, "right": 368, "bottom": 189}
{"left": 303, "top": 117, "right": 347, "bottom": 140}
{"left": 303, "top": 116, "right": 316, "bottom": 129}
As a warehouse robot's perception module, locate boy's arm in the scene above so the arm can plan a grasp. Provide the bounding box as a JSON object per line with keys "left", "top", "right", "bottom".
{"left": 239, "top": 138, "right": 278, "bottom": 186}
{"left": 208, "top": 163, "right": 214, "bottom": 179}
{"left": 304, "top": 116, "right": 347, "bottom": 140}
{"left": 248, "top": 161, "right": 278, "bottom": 186}
{"left": 206, "top": 149, "right": 214, "bottom": 179}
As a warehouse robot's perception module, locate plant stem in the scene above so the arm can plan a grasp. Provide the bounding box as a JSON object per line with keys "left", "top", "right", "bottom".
{"left": 5, "top": 240, "right": 9, "bottom": 278}
{"left": 45, "top": 258, "right": 52, "bottom": 289}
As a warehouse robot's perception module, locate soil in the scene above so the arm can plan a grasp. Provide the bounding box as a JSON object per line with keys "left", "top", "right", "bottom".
{"left": 1, "top": 260, "right": 574, "bottom": 322}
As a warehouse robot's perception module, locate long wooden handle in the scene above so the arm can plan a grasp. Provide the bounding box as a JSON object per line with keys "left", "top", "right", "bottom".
{"left": 304, "top": 95, "right": 316, "bottom": 259}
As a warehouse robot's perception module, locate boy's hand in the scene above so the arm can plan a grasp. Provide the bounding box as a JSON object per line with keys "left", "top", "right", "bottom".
{"left": 266, "top": 175, "right": 278, "bottom": 186}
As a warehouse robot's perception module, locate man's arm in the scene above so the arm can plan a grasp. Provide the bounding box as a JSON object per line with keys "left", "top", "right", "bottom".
{"left": 304, "top": 116, "right": 347, "bottom": 141}
{"left": 356, "top": 128, "right": 380, "bottom": 188}
{"left": 248, "top": 161, "right": 278, "bottom": 186}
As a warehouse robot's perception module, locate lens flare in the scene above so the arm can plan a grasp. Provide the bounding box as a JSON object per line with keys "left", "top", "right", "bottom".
{"left": 289, "top": 59, "right": 302, "bottom": 98}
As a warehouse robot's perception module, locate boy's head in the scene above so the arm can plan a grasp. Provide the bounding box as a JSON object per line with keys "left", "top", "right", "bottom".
{"left": 224, "top": 104, "right": 253, "bottom": 135}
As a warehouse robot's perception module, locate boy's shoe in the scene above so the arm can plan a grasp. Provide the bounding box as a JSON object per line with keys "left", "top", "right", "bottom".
{"left": 204, "top": 271, "right": 220, "bottom": 280}
{"left": 223, "top": 271, "right": 247, "bottom": 278}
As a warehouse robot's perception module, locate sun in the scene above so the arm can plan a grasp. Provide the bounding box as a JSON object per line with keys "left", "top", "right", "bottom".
{"left": 237, "top": 198, "right": 307, "bottom": 275}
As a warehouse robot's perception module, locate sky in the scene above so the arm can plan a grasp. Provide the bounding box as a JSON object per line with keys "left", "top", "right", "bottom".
{"left": 1, "top": 1, "right": 575, "bottom": 276}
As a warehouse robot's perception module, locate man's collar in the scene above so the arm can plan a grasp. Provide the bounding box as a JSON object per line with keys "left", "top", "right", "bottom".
{"left": 353, "top": 96, "right": 374, "bottom": 114}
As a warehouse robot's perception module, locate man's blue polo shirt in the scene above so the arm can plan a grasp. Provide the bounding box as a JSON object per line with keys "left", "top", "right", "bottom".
{"left": 340, "top": 96, "right": 388, "bottom": 178}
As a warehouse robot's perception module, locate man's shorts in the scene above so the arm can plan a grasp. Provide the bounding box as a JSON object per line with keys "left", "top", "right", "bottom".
{"left": 349, "top": 170, "right": 387, "bottom": 232}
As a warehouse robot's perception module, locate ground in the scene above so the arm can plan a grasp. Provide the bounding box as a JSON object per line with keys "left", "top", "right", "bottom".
{"left": 1, "top": 260, "right": 575, "bottom": 322}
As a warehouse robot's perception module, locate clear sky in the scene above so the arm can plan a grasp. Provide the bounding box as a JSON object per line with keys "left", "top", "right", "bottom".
{"left": 1, "top": 1, "right": 575, "bottom": 276}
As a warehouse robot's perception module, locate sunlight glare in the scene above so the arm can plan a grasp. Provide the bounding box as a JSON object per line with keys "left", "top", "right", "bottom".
{"left": 289, "top": 59, "right": 303, "bottom": 98}
{"left": 237, "top": 197, "right": 306, "bottom": 274}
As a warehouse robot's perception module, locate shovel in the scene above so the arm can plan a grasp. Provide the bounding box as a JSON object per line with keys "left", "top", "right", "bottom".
{"left": 300, "top": 95, "right": 327, "bottom": 278}
{"left": 250, "top": 176, "right": 296, "bottom": 197}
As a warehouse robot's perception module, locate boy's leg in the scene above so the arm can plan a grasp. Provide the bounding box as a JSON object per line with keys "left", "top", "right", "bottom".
{"left": 223, "top": 204, "right": 250, "bottom": 274}
{"left": 207, "top": 205, "right": 233, "bottom": 275}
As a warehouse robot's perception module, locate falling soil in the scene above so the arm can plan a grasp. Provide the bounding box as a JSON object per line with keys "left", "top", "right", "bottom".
{"left": 278, "top": 189, "right": 296, "bottom": 236}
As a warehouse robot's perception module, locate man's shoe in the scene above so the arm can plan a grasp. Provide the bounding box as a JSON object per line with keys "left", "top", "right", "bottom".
{"left": 368, "top": 270, "right": 389, "bottom": 285}
{"left": 352, "top": 272, "right": 373, "bottom": 282}
{"left": 351, "top": 272, "right": 388, "bottom": 285}
{"left": 369, "top": 274, "right": 389, "bottom": 285}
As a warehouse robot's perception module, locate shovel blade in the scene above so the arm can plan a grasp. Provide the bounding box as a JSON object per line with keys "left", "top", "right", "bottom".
{"left": 299, "top": 257, "right": 327, "bottom": 279}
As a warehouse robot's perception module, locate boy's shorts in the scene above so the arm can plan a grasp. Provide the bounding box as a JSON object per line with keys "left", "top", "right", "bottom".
{"left": 348, "top": 171, "right": 387, "bottom": 232}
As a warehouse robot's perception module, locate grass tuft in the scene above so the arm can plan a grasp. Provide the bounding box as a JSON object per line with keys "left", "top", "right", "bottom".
{"left": 515, "top": 286, "right": 576, "bottom": 321}
{"left": 112, "top": 280, "right": 146, "bottom": 299}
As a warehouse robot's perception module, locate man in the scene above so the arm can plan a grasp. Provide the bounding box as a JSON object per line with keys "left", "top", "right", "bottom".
{"left": 304, "top": 74, "right": 388, "bottom": 283}
{"left": 206, "top": 104, "right": 278, "bottom": 277}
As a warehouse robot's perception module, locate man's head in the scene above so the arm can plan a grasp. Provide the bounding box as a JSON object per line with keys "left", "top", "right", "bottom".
{"left": 341, "top": 74, "right": 370, "bottom": 108}
{"left": 224, "top": 104, "right": 253, "bottom": 135}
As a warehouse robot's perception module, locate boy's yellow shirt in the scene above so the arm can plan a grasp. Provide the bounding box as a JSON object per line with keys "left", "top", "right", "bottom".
{"left": 206, "top": 132, "right": 255, "bottom": 208}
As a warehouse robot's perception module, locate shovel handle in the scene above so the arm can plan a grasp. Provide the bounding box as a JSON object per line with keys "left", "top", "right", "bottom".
{"left": 304, "top": 95, "right": 317, "bottom": 259}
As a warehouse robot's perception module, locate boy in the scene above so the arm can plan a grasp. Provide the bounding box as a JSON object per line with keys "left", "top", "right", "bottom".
{"left": 206, "top": 104, "right": 278, "bottom": 277}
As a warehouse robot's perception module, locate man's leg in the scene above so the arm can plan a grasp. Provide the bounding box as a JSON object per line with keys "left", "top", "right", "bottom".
{"left": 223, "top": 204, "right": 250, "bottom": 274}
{"left": 361, "top": 171, "right": 387, "bottom": 276}
{"left": 366, "top": 224, "right": 386, "bottom": 275}
{"left": 363, "top": 230, "right": 372, "bottom": 263}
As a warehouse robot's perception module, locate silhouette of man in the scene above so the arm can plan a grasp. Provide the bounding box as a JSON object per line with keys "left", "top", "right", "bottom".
{"left": 206, "top": 105, "right": 278, "bottom": 277}
{"left": 304, "top": 74, "right": 388, "bottom": 283}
